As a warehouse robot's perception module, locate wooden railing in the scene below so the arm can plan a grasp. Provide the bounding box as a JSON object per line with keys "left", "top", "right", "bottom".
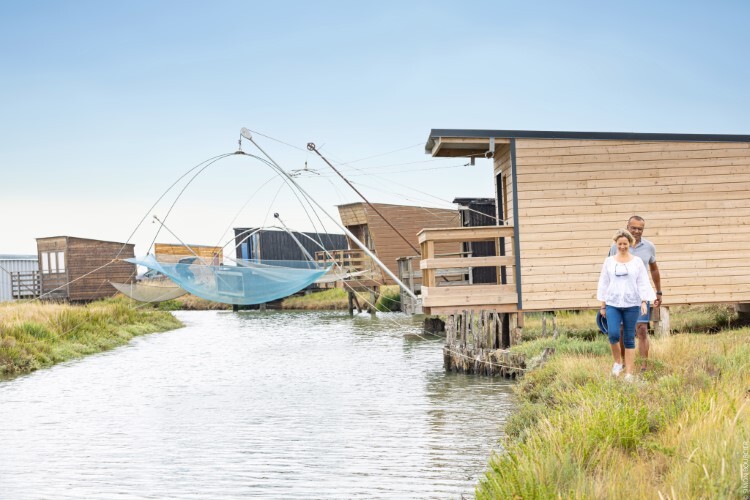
{"left": 314, "top": 249, "right": 367, "bottom": 271}
{"left": 417, "top": 226, "right": 518, "bottom": 315}
{"left": 10, "top": 271, "right": 41, "bottom": 299}
{"left": 314, "top": 248, "right": 383, "bottom": 289}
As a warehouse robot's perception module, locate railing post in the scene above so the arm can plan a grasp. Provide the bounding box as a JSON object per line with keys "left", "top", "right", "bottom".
{"left": 421, "top": 240, "right": 435, "bottom": 288}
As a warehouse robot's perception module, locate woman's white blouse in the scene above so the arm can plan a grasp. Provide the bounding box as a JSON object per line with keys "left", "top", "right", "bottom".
{"left": 597, "top": 256, "right": 657, "bottom": 307}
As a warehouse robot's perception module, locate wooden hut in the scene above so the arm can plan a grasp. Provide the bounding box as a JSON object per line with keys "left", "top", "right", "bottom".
{"left": 421, "top": 129, "right": 750, "bottom": 321}
{"left": 337, "top": 202, "right": 461, "bottom": 285}
{"left": 36, "top": 236, "right": 135, "bottom": 301}
{"left": 233, "top": 228, "right": 347, "bottom": 262}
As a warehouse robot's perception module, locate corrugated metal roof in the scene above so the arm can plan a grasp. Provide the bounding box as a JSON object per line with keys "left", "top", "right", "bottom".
{"left": 0, "top": 254, "right": 37, "bottom": 261}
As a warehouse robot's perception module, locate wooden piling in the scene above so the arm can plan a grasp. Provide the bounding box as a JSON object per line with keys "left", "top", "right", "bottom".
{"left": 443, "top": 309, "right": 526, "bottom": 377}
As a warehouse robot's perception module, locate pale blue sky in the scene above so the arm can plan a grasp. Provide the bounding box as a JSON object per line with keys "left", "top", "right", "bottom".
{"left": 1, "top": 1, "right": 748, "bottom": 254}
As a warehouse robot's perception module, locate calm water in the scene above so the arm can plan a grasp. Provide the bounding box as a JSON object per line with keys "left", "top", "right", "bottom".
{"left": 0, "top": 310, "right": 514, "bottom": 499}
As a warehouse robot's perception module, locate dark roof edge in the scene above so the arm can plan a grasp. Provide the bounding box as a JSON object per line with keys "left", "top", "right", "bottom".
{"left": 425, "top": 129, "right": 750, "bottom": 152}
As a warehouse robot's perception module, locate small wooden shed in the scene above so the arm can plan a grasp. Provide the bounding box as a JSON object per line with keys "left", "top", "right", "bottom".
{"left": 337, "top": 202, "right": 460, "bottom": 285}
{"left": 154, "top": 243, "right": 223, "bottom": 264}
{"left": 233, "top": 228, "right": 347, "bottom": 262}
{"left": 36, "top": 236, "right": 135, "bottom": 301}
{"left": 422, "top": 129, "right": 750, "bottom": 315}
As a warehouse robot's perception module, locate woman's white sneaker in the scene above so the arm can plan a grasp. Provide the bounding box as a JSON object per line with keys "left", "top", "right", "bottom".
{"left": 611, "top": 363, "right": 623, "bottom": 376}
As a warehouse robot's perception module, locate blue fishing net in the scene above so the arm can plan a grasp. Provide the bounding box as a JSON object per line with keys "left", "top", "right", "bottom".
{"left": 126, "top": 254, "right": 331, "bottom": 305}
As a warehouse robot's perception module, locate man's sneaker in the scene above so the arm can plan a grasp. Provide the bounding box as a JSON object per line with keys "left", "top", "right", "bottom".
{"left": 624, "top": 373, "right": 635, "bottom": 383}
{"left": 611, "top": 363, "right": 623, "bottom": 377}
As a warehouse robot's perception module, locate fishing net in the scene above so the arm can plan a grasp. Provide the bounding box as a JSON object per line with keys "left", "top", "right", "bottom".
{"left": 110, "top": 279, "right": 187, "bottom": 303}
{"left": 126, "top": 254, "right": 331, "bottom": 305}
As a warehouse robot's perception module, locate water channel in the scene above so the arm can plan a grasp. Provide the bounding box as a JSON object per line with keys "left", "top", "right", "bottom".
{"left": 0, "top": 310, "right": 514, "bottom": 499}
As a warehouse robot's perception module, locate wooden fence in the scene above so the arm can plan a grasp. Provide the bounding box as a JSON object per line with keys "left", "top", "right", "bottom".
{"left": 10, "top": 271, "right": 41, "bottom": 299}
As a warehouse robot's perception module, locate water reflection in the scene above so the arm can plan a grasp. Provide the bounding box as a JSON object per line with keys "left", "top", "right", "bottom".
{"left": 0, "top": 310, "right": 513, "bottom": 499}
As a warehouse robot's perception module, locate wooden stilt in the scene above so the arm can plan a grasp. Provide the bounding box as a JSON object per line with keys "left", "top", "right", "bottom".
{"left": 443, "top": 308, "right": 526, "bottom": 377}
{"left": 653, "top": 306, "right": 671, "bottom": 338}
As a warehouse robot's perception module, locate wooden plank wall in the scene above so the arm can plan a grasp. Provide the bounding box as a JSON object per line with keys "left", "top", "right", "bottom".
{"left": 337, "top": 203, "right": 368, "bottom": 226}
{"left": 154, "top": 243, "right": 223, "bottom": 263}
{"left": 66, "top": 238, "right": 136, "bottom": 301}
{"left": 362, "top": 203, "right": 460, "bottom": 284}
{"left": 496, "top": 139, "right": 750, "bottom": 311}
{"left": 37, "top": 237, "right": 69, "bottom": 298}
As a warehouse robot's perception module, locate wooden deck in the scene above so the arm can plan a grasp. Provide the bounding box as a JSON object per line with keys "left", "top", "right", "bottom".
{"left": 418, "top": 226, "right": 519, "bottom": 315}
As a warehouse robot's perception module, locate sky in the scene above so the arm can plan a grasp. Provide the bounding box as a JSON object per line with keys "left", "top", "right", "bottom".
{"left": 1, "top": 0, "right": 749, "bottom": 256}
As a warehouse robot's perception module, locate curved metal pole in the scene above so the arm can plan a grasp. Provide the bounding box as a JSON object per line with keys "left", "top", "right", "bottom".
{"left": 306, "top": 142, "right": 421, "bottom": 255}
{"left": 240, "top": 129, "right": 418, "bottom": 301}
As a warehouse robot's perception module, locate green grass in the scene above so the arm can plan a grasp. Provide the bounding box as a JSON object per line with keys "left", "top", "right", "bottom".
{"left": 478, "top": 306, "right": 749, "bottom": 499}
{"left": 514, "top": 305, "right": 742, "bottom": 358}
{"left": 280, "top": 285, "right": 401, "bottom": 312}
{"left": 154, "top": 294, "right": 230, "bottom": 311}
{"left": 0, "top": 297, "right": 182, "bottom": 377}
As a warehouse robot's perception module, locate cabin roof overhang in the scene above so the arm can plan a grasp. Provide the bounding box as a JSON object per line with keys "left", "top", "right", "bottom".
{"left": 425, "top": 129, "right": 750, "bottom": 157}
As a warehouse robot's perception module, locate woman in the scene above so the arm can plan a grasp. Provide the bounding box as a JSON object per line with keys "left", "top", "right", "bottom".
{"left": 597, "top": 229, "right": 656, "bottom": 381}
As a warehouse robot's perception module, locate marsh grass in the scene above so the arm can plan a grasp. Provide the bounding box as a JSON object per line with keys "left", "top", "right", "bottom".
{"left": 478, "top": 306, "right": 749, "bottom": 499}
{"left": 156, "top": 294, "right": 230, "bottom": 311}
{"left": 0, "top": 297, "right": 182, "bottom": 377}
{"left": 280, "top": 285, "right": 401, "bottom": 312}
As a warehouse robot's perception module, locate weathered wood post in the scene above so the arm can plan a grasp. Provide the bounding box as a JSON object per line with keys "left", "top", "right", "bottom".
{"left": 508, "top": 312, "right": 523, "bottom": 347}
{"left": 552, "top": 313, "right": 559, "bottom": 340}
{"left": 653, "top": 306, "right": 671, "bottom": 338}
{"left": 443, "top": 308, "right": 525, "bottom": 377}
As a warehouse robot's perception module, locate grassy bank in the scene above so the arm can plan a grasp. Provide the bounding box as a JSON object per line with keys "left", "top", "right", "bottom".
{"left": 0, "top": 297, "right": 182, "bottom": 377}
{"left": 154, "top": 294, "right": 231, "bottom": 311}
{"left": 280, "top": 285, "right": 401, "bottom": 311}
{"left": 478, "top": 307, "right": 749, "bottom": 498}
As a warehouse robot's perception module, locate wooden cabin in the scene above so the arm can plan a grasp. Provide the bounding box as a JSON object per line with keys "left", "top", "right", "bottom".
{"left": 233, "top": 228, "right": 347, "bottom": 262}
{"left": 155, "top": 243, "right": 223, "bottom": 264}
{"left": 337, "top": 202, "right": 461, "bottom": 285}
{"left": 36, "top": 236, "right": 136, "bottom": 301}
{"left": 421, "top": 129, "right": 750, "bottom": 321}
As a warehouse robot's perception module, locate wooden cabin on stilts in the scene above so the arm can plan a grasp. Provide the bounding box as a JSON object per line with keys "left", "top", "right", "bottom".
{"left": 421, "top": 129, "right": 750, "bottom": 376}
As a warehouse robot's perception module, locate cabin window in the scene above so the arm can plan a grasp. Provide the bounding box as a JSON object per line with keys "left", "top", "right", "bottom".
{"left": 41, "top": 251, "right": 65, "bottom": 274}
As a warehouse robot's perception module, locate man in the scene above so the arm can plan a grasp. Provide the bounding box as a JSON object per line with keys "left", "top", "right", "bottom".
{"left": 609, "top": 215, "right": 663, "bottom": 371}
